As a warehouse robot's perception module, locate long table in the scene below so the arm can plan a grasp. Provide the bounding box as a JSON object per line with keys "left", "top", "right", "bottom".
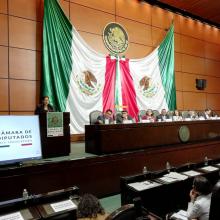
{"left": 120, "top": 160, "right": 220, "bottom": 218}
{"left": 85, "top": 120, "right": 220, "bottom": 154}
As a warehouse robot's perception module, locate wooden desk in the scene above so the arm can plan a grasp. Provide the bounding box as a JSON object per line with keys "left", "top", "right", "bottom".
{"left": 120, "top": 161, "right": 220, "bottom": 218}
{"left": 85, "top": 120, "right": 220, "bottom": 154}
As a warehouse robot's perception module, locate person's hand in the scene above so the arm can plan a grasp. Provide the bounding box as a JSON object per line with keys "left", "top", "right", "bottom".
{"left": 189, "top": 189, "right": 197, "bottom": 202}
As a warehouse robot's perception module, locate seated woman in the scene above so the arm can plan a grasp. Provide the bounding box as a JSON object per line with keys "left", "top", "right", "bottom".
{"left": 142, "top": 109, "right": 155, "bottom": 122}
{"left": 187, "top": 176, "right": 212, "bottom": 220}
{"left": 172, "top": 109, "right": 182, "bottom": 121}
{"left": 35, "top": 96, "right": 54, "bottom": 114}
{"left": 77, "top": 194, "right": 108, "bottom": 220}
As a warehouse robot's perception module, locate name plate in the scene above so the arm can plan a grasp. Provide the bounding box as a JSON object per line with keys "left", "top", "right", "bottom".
{"left": 182, "top": 170, "right": 201, "bottom": 177}
{"left": 200, "top": 166, "right": 219, "bottom": 172}
{"left": 0, "top": 212, "right": 24, "bottom": 220}
{"left": 51, "top": 199, "right": 77, "bottom": 213}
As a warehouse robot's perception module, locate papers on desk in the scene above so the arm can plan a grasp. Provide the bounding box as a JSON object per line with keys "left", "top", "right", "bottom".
{"left": 171, "top": 210, "right": 188, "bottom": 220}
{"left": 0, "top": 212, "right": 24, "bottom": 220}
{"left": 200, "top": 166, "right": 219, "bottom": 172}
{"left": 157, "top": 172, "right": 188, "bottom": 183}
{"left": 123, "top": 120, "right": 133, "bottom": 124}
{"left": 182, "top": 170, "right": 201, "bottom": 177}
{"left": 164, "top": 172, "right": 188, "bottom": 180}
{"left": 141, "top": 120, "right": 150, "bottom": 123}
{"left": 128, "top": 180, "right": 161, "bottom": 191}
{"left": 158, "top": 176, "right": 178, "bottom": 183}
{"left": 51, "top": 199, "right": 77, "bottom": 212}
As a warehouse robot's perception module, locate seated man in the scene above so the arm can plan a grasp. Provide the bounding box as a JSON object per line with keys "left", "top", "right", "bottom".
{"left": 202, "top": 108, "right": 212, "bottom": 119}
{"left": 187, "top": 176, "right": 212, "bottom": 220}
{"left": 156, "top": 109, "right": 170, "bottom": 121}
{"left": 116, "top": 110, "right": 134, "bottom": 124}
{"left": 187, "top": 110, "right": 198, "bottom": 120}
{"left": 96, "top": 109, "right": 113, "bottom": 124}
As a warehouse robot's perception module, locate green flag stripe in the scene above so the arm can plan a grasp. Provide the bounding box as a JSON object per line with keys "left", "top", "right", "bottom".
{"left": 158, "top": 24, "right": 176, "bottom": 110}
{"left": 43, "top": 0, "right": 72, "bottom": 111}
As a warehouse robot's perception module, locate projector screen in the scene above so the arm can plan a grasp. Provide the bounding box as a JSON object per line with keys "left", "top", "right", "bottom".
{"left": 0, "top": 115, "right": 42, "bottom": 165}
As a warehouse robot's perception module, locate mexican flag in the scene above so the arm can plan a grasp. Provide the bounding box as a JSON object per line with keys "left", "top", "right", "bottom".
{"left": 42, "top": 0, "right": 176, "bottom": 134}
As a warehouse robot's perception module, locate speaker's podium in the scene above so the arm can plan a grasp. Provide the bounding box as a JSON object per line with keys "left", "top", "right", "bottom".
{"left": 38, "top": 112, "right": 70, "bottom": 158}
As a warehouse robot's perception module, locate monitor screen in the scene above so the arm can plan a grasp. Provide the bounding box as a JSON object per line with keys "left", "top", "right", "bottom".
{"left": 0, "top": 115, "right": 42, "bottom": 165}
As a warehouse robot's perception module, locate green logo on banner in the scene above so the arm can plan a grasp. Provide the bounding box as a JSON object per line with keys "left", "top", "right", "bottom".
{"left": 103, "top": 22, "right": 129, "bottom": 54}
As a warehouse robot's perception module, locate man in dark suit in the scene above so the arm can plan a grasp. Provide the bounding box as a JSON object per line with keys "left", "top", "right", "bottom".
{"left": 116, "top": 110, "right": 134, "bottom": 124}
{"left": 96, "top": 109, "right": 113, "bottom": 124}
{"left": 156, "top": 109, "right": 170, "bottom": 121}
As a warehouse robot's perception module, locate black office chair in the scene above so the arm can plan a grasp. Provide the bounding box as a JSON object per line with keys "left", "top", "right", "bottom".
{"left": 105, "top": 204, "right": 138, "bottom": 220}
{"left": 89, "top": 110, "right": 102, "bottom": 124}
{"left": 209, "top": 180, "right": 220, "bottom": 220}
{"left": 138, "top": 110, "right": 146, "bottom": 121}
{"left": 152, "top": 110, "right": 159, "bottom": 117}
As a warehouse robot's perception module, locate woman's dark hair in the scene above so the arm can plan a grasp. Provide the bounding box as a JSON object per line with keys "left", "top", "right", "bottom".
{"left": 42, "top": 96, "right": 49, "bottom": 100}
{"left": 193, "top": 176, "right": 212, "bottom": 195}
{"left": 77, "top": 194, "right": 105, "bottom": 218}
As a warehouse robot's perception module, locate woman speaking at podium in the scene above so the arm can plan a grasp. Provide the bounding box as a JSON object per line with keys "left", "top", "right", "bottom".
{"left": 35, "top": 96, "right": 54, "bottom": 114}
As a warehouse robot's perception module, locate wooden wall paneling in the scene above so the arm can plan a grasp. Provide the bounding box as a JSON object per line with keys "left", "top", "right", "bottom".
{"left": 8, "top": 0, "right": 41, "bottom": 20}
{"left": 70, "top": 3, "right": 115, "bottom": 35}
{"left": 175, "top": 71, "right": 182, "bottom": 91}
{"left": 0, "top": 0, "right": 8, "bottom": 14}
{"left": 124, "top": 43, "right": 153, "bottom": 59}
{"left": 205, "top": 59, "right": 220, "bottom": 77}
{"left": 0, "top": 112, "right": 9, "bottom": 115}
{"left": 152, "top": 6, "right": 174, "bottom": 29}
{"left": 70, "top": 0, "right": 115, "bottom": 14}
{"left": 10, "top": 112, "right": 34, "bottom": 115}
{"left": 203, "top": 24, "right": 220, "bottom": 45}
{"left": 206, "top": 76, "right": 220, "bottom": 93}
{"left": 174, "top": 33, "right": 181, "bottom": 53}
{"left": 0, "top": 14, "right": 8, "bottom": 46}
{"left": 180, "top": 17, "right": 204, "bottom": 40}
{"left": 205, "top": 42, "right": 220, "bottom": 61}
{"left": 0, "top": 46, "right": 8, "bottom": 78}
{"left": 0, "top": 79, "right": 8, "bottom": 111}
{"left": 181, "top": 54, "right": 205, "bottom": 75}
{"left": 181, "top": 35, "right": 205, "bottom": 57}
{"left": 9, "top": 48, "right": 41, "bottom": 80}
{"left": 116, "top": 0, "right": 151, "bottom": 25}
{"left": 116, "top": 17, "right": 152, "bottom": 46}
{"left": 182, "top": 92, "right": 206, "bottom": 110}
{"left": 79, "top": 31, "right": 109, "bottom": 54}
{"left": 182, "top": 72, "right": 201, "bottom": 92}
{"left": 10, "top": 79, "right": 39, "bottom": 111}
{"left": 173, "top": 14, "right": 181, "bottom": 34}
{"left": 9, "top": 16, "right": 38, "bottom": 50}
{"left": 36, "top": 21, "right": 42, "bottom": 51}
{"left": 175, "top": 52, "right": 181, "bottom": 71}
{"left": 59, "top": 0, "right": 70, "bottom": 19}
{"left": 176, "top": 91, "right": 183, "bottom": 110}
{"left": 207, "top": 94, "right": 220, "bottom": 110}
{"left": 152, "top": 26, "right": 166, "bottom": 47}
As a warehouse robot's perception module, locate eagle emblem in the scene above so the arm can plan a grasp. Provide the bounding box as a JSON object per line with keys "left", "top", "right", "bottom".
{"left": 103, "top": 22, "right": 129, "bottom": 54}
{"left": 75, "top": 70, "right": 101, "bottom": 96}
{"left": 139, "top": 76, "right": 158, "bottom": 98}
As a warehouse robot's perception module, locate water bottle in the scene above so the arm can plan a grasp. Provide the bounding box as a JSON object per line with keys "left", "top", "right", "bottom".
{"left": 204, "top": 156, "right": 208, "bottom": 166}
{"left": 143, "top": 166, "right": 148, "bottom": 175}
{"left": 22, "top": 189, "right": 29, "bottom": 200}
{"left": 166, "top": 161, "right": 171, "bottom": 172}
